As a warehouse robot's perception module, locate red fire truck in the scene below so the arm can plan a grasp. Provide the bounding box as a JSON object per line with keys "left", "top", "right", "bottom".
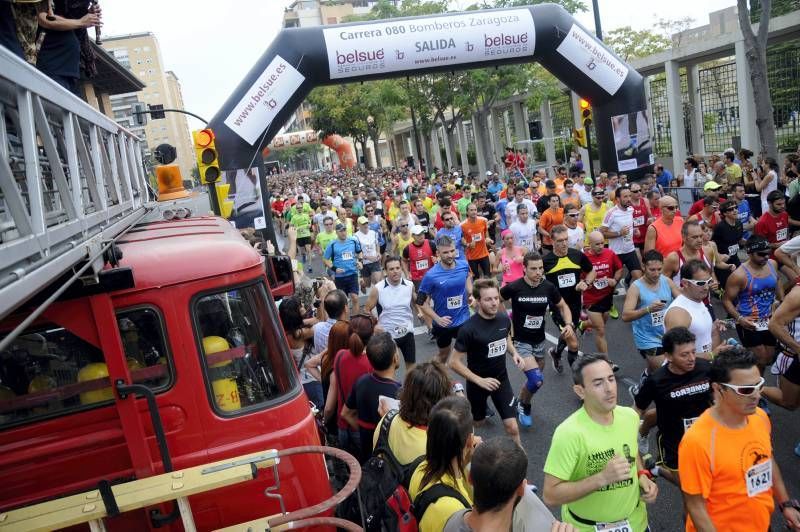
{"left": 0, "top": 42, "right": 340, "bottom": 530}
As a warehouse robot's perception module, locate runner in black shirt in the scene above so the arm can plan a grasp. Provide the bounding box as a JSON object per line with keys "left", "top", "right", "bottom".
{"left": 450, "top": 278, "right": 522, "bottom": 445}
{"left": 475, "top": 192, "right": 498, "bottom": 239}
{"left": 542, "top": 225, "right": 595, "bottom": 372}
{"left": 500, "top": 251, "right": 576, "bottom": 427}
{"left": 413, "top": 199, "right": 432, "bottom": 237}
{"left": 711, "top": 199, "right": 745, "bottom": 289}
{"left": 633, "top": 327, "right": 713, "bottom": 486}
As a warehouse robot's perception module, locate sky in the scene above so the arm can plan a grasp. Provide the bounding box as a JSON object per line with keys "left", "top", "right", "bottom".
{"left": 100, "top": 0, "right": 737, "bottom": 131}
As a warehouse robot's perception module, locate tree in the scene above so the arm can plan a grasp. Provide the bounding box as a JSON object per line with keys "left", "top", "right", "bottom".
{"left": 737, "top": 0, "right": 778, "bottom": 161}
{"left": 605, "top": 27, "right": 671, "bottom": 62}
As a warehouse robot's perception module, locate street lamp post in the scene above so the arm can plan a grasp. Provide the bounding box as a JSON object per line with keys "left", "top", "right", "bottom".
{"left": 592, "top": 0, "right": 603, "bottom": 40}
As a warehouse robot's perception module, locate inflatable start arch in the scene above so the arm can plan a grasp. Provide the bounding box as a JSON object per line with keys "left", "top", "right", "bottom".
{"left": 208, "top": 3, "right": 652, "bottom": 239}
{"left": 262, "top": 130, "right": 357, "bottom": 169}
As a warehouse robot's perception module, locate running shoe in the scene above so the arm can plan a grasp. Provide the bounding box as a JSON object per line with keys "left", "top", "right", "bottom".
{"left": 486, "top": 405, "right": 496, "bottom": 418}
{"left": 770, "top": 360, "right": 781, "bottom": 376}
{"left": 517, "top": 401, "right": 533, "bottom": 428}
{"left": 641, "top": 453, "right": 656, "bottom": 471}
{"left": 578, "top": 321, "right": 593, "bottom": 334}
{"left": 452, "top": 382, "right": 465, "bottom": 396}
{"left": 580, "top": 310, "right": 589, "bottom": 322}
{"left": 628, "top": 383, "right": 640, "bottom": 403}
{"left": 609, "top": 305, "right": 619, "bottom": 319}
{"left": 549, "top": 347, "right": 564, "bottom": 375}
{"left": 638, "top": 433, "right": 650, "bottom": 456}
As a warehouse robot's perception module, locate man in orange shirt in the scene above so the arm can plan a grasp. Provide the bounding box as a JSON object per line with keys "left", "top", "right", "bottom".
{"left": 461, "top": 203, "right": 492, "bottom": 278}
{"left": 679, "top": 348, "right": 800, "bottom": 532}
{"left": 538, "top": 194, "right": 564, "bottom": 252}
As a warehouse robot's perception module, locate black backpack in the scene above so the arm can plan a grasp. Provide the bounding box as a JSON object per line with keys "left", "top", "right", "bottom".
{"left": 337, "top": 410, "right": 424, "bottom": 532}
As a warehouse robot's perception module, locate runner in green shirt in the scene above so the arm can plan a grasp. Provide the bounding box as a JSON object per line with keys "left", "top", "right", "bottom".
{"left": 289, "top": 197, "right": 314, "bottom": 262}
{"left": 542, "top": 354, "right": 658, "bottom": 532}
{"left": 315, "top": 216, "right": 338, "bottom": 256}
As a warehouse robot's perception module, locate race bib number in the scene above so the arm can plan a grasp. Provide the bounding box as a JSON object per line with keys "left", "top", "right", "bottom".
{"left": 623, "top": 229, "right": 633, "bottom": 242}
{"left": 745, "top": 459, "right": 772, "bottom": 498}
{"left": 700, "top": 343, "right": 712, "bottom": 353}
{"left": 393, "top": 325, "right": 409, "bottom": 337}
{"left": 683, "top": 417, "right": 699, "bottom": 431}
{"left": 728, "top": 244, "right": 739, "bottom": 255}
{"left": 415, "top": 259, "right": 429, "bottom": 270}
{"left": 558, "top": 273, "right": 576, "bottom": 288}
{"left": 777, "top": 227, "right": 788, "bottom": 241}
{"left": 524, "top": 315, "right": 544, "bottom": 329}
{"left": 341, "top": 251, "right": 353, "bottom": 261}
{"left": 487, "top": 338, "right": 508, "bottom": 358}
{"left": 754, "top": 318, "right": 770, "bottom": 332}
{"left": 595, "top": 519, "right": 631, "bottom": 532}
{"left": 594, "top": 277, "right": 609, "bottom": 289}
{"left": 633, "top": 215, "right": 645, "bottom": 226}
{"left": 472, "top": 233, "right": 482, "bottom": 242}
{"left": 651, "top": 310, "right": 665, "bottom": 327}
{"left": 447, "top": 295, "right": 463, "bottom": 309}
{"left": 521, "top": 238, "right": 533, "bottom": 249}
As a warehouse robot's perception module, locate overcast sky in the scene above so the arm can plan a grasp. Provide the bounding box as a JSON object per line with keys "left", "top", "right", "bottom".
{"left": 101, "top": 0, "right": 737, "bottom": 131}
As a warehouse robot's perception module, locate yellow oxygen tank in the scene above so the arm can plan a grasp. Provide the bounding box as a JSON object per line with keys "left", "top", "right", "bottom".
{"left": 78, "top": 363, "right": 114, "bottom": 404}
{"left": 202, "top": 336, "right": 241, "bottom": 412}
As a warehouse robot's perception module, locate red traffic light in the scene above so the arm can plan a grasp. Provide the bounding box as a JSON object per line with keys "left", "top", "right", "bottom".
{"left": 196, "top": 128, "right": 215, "bottom": 147}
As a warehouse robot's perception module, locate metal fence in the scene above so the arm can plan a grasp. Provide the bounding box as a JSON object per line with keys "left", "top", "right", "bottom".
{"left": 767, "top": 38, "right": 800, "bottom": 152}
{"left": 648, "top": 72, "right": 692, "bottom": 157}
{"left": 698, "top": 59, "right": 740, "bottom": 154}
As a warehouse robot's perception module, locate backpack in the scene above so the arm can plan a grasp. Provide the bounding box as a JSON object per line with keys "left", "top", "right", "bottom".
{"left": 412, "top": 483, "right": 471, "bottom": 526}
{"left": 337, "top": 410, "right": 424, "bottom": 532}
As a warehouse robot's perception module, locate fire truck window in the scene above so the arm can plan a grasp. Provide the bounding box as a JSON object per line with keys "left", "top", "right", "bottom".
{"left": 116, "top": 308, "right": 171, "bottom": 390}
{"left": 194, "top": 283, "right": 298, "bottom": 414}
{"left": 0, "top": 326, "right": 105, "bottom": 428}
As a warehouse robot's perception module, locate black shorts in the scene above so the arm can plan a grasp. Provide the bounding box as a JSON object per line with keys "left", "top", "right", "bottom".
{"left": 361, "top": 261, "right": 382, "bottom": 277}
{"left": 634, "top": 241, "right": 645, "bottom": 251}
{"left": 657, "top": 433, "right": 679, "bottom": 470}
{"left": 394, "top": 331, "right": 416, "bottom": 364}
{"left": 432, "top": 323, "right": 462, "bottom": 349}
{"left": 638, "top": 347, "right": 664, "bottom": 359}
{"left": 297, "top": 236, "right": 311, "bottom": 248}
{"left": 466, "top": 373, "right": 515, "bottom": 421}
{"left": 618, "top": 250, "right": 642, "bottom": 273}
{"left": 587, "top": 293, "right": 614, "bottom": 314}
{"left": 780, "top": 354, "right": 800, "bottom": 385}
{"left": 735, "top": 324, "right": 777, "bottom": 348}
{"left": 468, "top": 256, "right": 491, "bottom": 278}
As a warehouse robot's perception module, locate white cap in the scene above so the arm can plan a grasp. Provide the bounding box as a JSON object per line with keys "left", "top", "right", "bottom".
{"left": 486, "top": 171, "right": 493, "bottom": 176}
{"left": 452, "top": 171, "right": 459, "bottom": 176}
{"left": 410, "top": 225, "right": 427, "bottom": 235}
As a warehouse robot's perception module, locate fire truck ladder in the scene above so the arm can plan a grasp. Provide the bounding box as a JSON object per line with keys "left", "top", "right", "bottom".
{"left": 0, "top": 46, "right": 153, "bottom": 326}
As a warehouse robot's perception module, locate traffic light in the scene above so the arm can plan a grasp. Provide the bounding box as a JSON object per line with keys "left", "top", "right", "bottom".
{"left": 193, "top": 128, "right": 220, "bottom": 183}
{"left": 572, "top": 127, "right": 587, "bottom": 149}
{"left": 214, "top": 182, "right": 234, "bottom": 219}
{"left": 579, "top": 98, "right": 593, "bottom": 127}
{"left": 155, "top": 164, "right": 189, "bottom": 201}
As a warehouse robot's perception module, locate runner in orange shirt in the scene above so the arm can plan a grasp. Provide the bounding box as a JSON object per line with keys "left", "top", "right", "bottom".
{"left": 539, "top": 194, "right": 564, "bottom": 252}
{"left": 461, "top": 203, "right": 492, "bottom": 278}
{"left": 679, "top": 348, "right": 800, "bottom": 532}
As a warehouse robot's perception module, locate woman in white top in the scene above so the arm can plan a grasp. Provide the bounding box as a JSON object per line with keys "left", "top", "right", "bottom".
{"left": 755, "top": 157, "right": 779, "bottom": 215}
{"left": 682, "top": 157, "right": 698, "bottom": 188}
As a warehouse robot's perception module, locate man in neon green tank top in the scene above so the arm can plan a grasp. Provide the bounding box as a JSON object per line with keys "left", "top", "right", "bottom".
{"left": 580, "top": 187, "right": 609, "bottom": 246}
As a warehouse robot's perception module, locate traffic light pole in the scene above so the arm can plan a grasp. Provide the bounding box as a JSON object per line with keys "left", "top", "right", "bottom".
{"left": 208, "top": 183, "right": 221, "bottom": 215}
{"left": 132, "top": 108, "right": 209, "bottom": 125}
{"left": 585, "top": 124, "right": 595, "bottom": 181}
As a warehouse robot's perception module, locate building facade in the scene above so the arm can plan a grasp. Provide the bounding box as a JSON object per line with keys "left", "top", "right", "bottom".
{"left": 102, "top": 32, "right": 195, "bottom": 181}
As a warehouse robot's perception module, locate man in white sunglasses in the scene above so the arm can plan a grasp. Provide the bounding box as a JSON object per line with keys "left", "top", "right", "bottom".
{"left": 665, "top": 259, "right": 724, "bottom": 360}
{"left": 679, "top": 348, "right": 800, "bottom": 532}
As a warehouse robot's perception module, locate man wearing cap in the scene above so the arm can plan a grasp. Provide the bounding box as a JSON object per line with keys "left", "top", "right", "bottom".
{"left": 462, "top": 203, "right": 492, "bottom": 278}
{"left": 355, "top": 216, "right": 382, "bottom": 292}
{"left": 688, "top": 182, "right": 721, "bottom": 217}
{"left": 323, "top": 223, "right": 363, "bottom": 316}
{"left": 578, "top": 176, "right": 594, "bottom": 205}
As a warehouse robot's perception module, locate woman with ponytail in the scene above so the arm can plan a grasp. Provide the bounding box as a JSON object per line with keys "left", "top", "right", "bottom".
{"left": 409, "top": 395, "right": 480, "bottom": 532}
{"left": 323, "top": 314, "right": 375, "bottom": 454}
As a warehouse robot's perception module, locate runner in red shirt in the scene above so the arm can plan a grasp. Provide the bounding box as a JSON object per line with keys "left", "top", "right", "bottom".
{"left": 754, "top": 190, "right": 789, "bottom": 259}
{"left": 582, "top": 231, "right": 624, "bottom": 357}
{"left": 630, "top": 183, "right": 650, "bottom": 251}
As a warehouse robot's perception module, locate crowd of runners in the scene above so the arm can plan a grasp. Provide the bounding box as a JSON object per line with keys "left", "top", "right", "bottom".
{"left": 267, "top": 148, "right": 800, "bottom": 531}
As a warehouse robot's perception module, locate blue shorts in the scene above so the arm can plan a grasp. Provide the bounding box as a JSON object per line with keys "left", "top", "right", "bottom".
{"left": 334, "top": 273, "right": 359, "bottom": 295}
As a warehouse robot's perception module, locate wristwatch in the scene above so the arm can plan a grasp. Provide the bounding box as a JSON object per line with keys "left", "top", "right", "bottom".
{"left": 779, "top": 499, "right": 800, "bottom": 512}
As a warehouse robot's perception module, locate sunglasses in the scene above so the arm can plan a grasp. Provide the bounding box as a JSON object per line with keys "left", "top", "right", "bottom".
{"left": 593, "top": 192, "right": 605, "bottom": 196}
{"left": 720, "top": 377, "right": 765, "bottom": 396}
{"left": 754, "top": 251, "right": 771, "bottom": 257}
{"left": 398, "top": 224, "right": 408, "bottom": 228}
{"left": 663, "top": 206, "right": 677, "bottom": 211}
{"left": 631, "top": 189, "right": 641, "bottom": 193}
{"left": 566, "top": 213, "right": 579, "bottom": 218}
{"left": 685, "top": 277, "right": 714, "bottom": 287}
